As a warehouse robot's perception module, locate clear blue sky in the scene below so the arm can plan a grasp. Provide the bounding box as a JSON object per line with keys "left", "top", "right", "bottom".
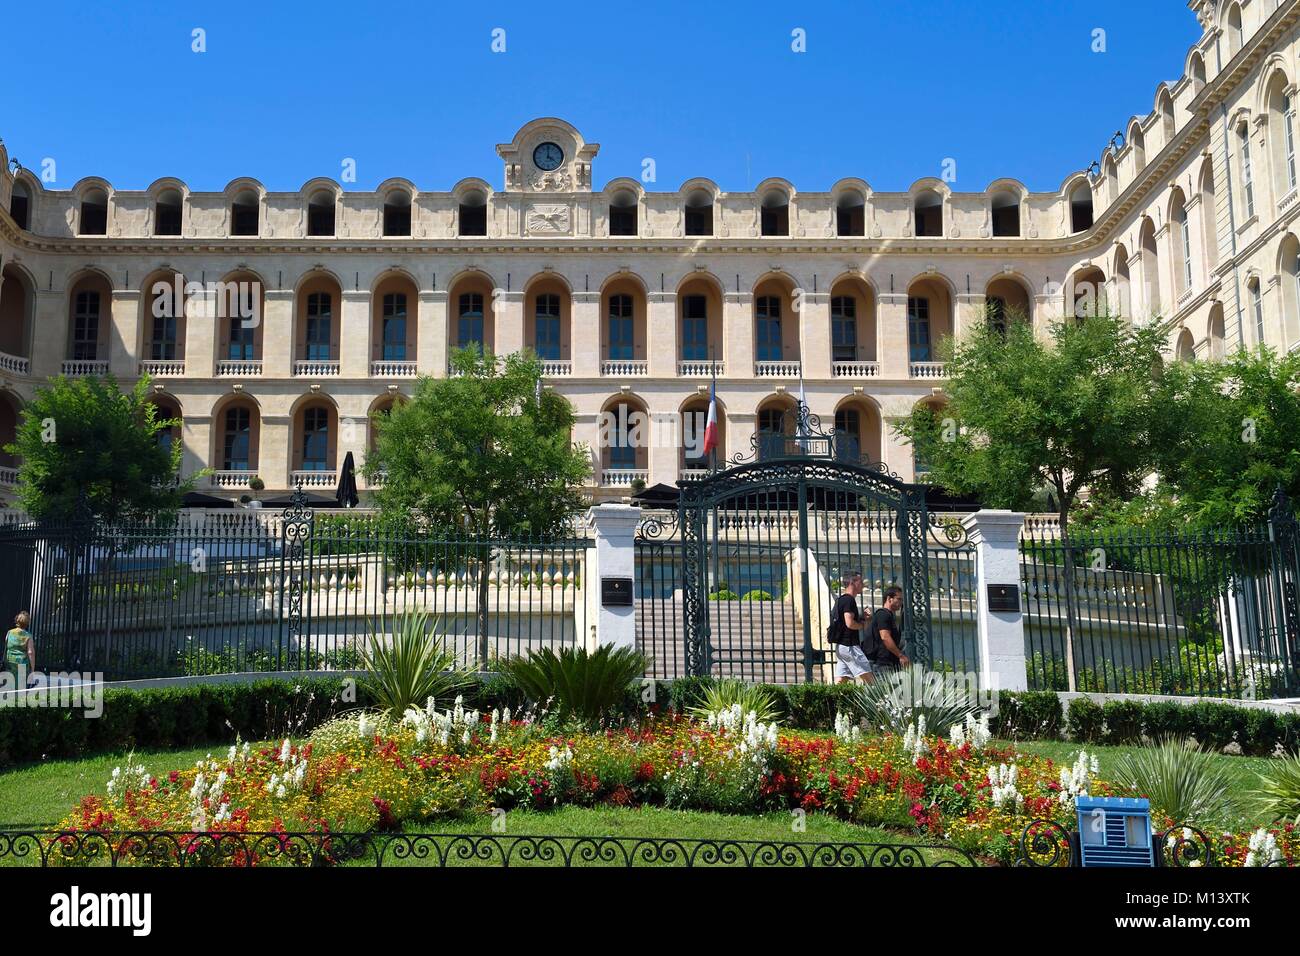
{"left": 2, "top": 0, "right": 1203, "bottom": 194}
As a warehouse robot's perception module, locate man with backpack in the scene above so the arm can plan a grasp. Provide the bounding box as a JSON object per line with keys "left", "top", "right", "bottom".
{"left": 863, "top": 585, "right": 910, "bottom": 676}
{"left": 828, "top": 570, "right": 873, "bottom": 683}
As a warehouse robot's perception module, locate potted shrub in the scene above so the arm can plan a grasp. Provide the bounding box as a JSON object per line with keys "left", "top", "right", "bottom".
{"left": 247, "top": 476, "right": 265, "bottom": 508}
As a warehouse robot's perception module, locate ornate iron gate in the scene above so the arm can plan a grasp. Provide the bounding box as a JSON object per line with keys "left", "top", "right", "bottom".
{"left": 678, "top": 420, "right": 933, "bottom": 683}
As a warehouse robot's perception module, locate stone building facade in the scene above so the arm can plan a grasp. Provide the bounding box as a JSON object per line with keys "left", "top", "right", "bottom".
{"left": 0, "top": 0, "right": 1296, "bottom": 501}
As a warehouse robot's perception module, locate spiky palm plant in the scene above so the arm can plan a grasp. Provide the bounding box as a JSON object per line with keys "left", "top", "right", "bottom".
{"left": 688, "top": 679, "right": 782, "bottom": 724}
{"left": 1250, "top": 751, "right": 1300, "bottom": 824}
{"left": 497, "top": 645, "right": 648, "bottom": 726}
{"left": 360, "top": 609, "right": 472, "bottom": 717}
{"left": 847, "top": 668, "right": 979, "bottom": 736}
{"left": 1112, "top": 739, "right": 1236, "bottom": 825}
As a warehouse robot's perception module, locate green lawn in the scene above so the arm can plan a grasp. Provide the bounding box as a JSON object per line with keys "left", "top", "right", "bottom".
{"left": 997, "top": 738, "right": 1278, "bottom": 829}
{"left": 0, "top": 745, "right": 217, "bottom": 829}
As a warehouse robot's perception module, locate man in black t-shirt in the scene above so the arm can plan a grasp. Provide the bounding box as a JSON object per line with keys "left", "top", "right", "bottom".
{"left": 864, "top": 585, "right": 910, "bottom": 678}
{"left": 829, "top": 571, "right": 872, "bottom": 683}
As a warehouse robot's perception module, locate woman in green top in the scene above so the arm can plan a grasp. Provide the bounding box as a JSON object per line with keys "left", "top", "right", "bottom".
{"left": 4, "top": 611, "right": 35, "bottom": 686}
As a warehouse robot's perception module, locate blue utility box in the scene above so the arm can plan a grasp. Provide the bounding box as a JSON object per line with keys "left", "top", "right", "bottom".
{"left": 1074, "top": 796, "right": 1155, "bottom": 867}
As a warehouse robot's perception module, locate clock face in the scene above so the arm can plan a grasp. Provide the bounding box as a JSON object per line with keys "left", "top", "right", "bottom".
{"left": 533, "top": 142, "right": 564, "bottom": 171}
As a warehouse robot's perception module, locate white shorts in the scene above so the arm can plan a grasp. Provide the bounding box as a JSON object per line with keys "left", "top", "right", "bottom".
{"left": 834, "top": 643, "right": 874, "bottom": 679}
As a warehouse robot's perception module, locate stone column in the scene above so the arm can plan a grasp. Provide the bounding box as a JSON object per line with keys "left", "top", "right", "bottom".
{"left": 800, "top": 290, "right": 831, "bottom": 379}
{"left": 187, "top": 288, "right": 217, "bottom": 378}
{"left": 418, "top": 289, "right": 447, "bottom": 376}
{"left": 647, "top": 291, "right": 677, "bottom": 377}
{"left": 584, "top": 503, "right": 641, "bottom": 651}
{"left": 262, "top": 289, "right": 294, "bottom": 378}
{"left": 723, "top": 290, "right": 752, "bottom": 377}
{"left": 878, "top": 292, "right": 909, "bottom": 379}
{"left": 571, "top": 291, "right": 600, "bottom": 377}
{"left": 260, "top": 413, "right": 292, "bottom": 489}
{"left": 340, "top": 290, "right": 370, "bottom": 378}
{"left": 31, "top": 290, "right": 66, "bottom": 378}
{"left": 961, "top": 510, "right": 1028, "bottom": 692}
{"left": 956, "top": 292, "right": 985, "bottom": 341}
{"left": 109, "top": 290, "right": 141, "bottom": 378}
{"left": 495, "top": 289, "right": 524, "bottom": 357}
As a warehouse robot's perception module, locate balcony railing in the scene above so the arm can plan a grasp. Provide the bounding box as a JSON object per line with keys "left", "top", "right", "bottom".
{"left": 294, "top": 360, "right": 340, "bottom": 377}
{"left": 909, "top": 362, "right": 948, "bottom": 379}
{"left": 833, "top": 361, "right": 881, "bottom": 378}
{"left": 601, "top": 468, "right": 648, "bottom": 488}
{"left": 1280, "top": 188, "right": 1298, "bottom": 213}
{"left": 140, "top": 360, "right": 185, "bottom": 376}
{"left": 0, "top": 466, "right": 17, "bottom": 486}
{"left": 678, "top": 360, "right": 723, "bottom": 378}
{"left": 217, "top": 359, "right": 263, "bottom": 377}
{"left": 211, "top": 470, "right": 257, "bottom": 489}
{"left": 61, "top": 360, "right": 109, "bottom": 377}
{"left": 371, "top": 360, "right": 417, "bottom": 377}
{"left": 540, "top": 360, "right": 572, "bottom": 377}
{"left": 292, "top": 469, "right": 337, "bottom": 489}
{"left": 679, "top": 467, "right": 710, "bottom": 483}
{"left": 0, "top": 351, "right": 30, "bottom": 376}
{"left": 754, "top": 360, "right": 802, "bottom": 378}
{"left": 601, "top": 359, "right": 648, "bottom": 376}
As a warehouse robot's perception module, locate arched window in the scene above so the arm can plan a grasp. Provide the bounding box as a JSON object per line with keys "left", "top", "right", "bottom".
{"left": 457, "top": 292, "right": 485, "bottom": 353}
{"left": 1267, "top": 72, "right": 1299, "bottom": 200}
{"left": 754, "top": 295, "right": 783, "bottom": 362}
{"left": 231, "top": 190, "right": 259, "bottom": 236}
{"left": 1171, "top": 190, "right": 1193, "bottom": 296}
{"left": 381, "top": 293, "right": 408, "bottom": 361}
{"left": 147, "top": 275, "right": 183, "bottom": 361}
{"left": 607, "top": 294, "right": 634, "bottom": 360}
{"left": 1130, "top": 125, "right": 1147, "bottom": 171}
{"left": 533, "top": 293, "right": 562, "bottom": 360}
{"left": 834, "top": 408, "right": 861, "bottom": 461}
{"left": 9, "top": 181, "right": 30, "bottom": 230}
{"left": 155, "top": 189, "right": 182, "bottom": 236}
{"left": 1226, "top": 4, "right": 1243, "bottom": 57}
{"left": 991, "top": 191, "right": 1020, "bottom": 237}
{"left": 307, "top": 190, "right": 335, "bottom": 236}
{"left": 760, "top": 190, "right": 789, "bottom": 237}
{"left": 914, "top": 189, "right": 943, "bottom": 237}
{"left": 71, "top": 288, "right": 102, "bottom": 360}
{"left": 79, "top": 188, "right": 108, "bottom": 236}
{"left": 603, "top": 400, "right": 645, "bottom": 472}
{"left": 383, "top": 190, "right": 412, "bottom": 237}
{"left": 684, "top": 189, "right": 713, "bottom": 236}
{"left": 757, "top": 404, "right": 791, "bottom": 461}
{"left": 836, "top": 191, "right": 865, "bottom": 237}
{"left": 831, "top": 296, "right": 858, "bottom": 362}
{"left": 1139, "top": 218, "right": 1161, "bottom": 315}
{"left": 681, "top": 293, "right": 709, "bottom": 361}
{"left": 305, "top": 292, "right": 333, "bottom": 361}
{"left": 609, "top": 190, "right": 637, "bottom": 236}
{"left": 907, "top": 296, "right": 931, "bottom": 361}
{"left": 222, "top": 405, "right": 253, "bottom": 470}
{"left": 1069, "top": 182, "right": 1093, "bottom": 233}
{"left": 1207, "top": 305, "right": 1226, "bottom": 360}
{"left": 458, "top": 189, "right": 487, "bottom": 237}
{"left": 1238, "top": 121, "right": 1256, "bottom": 219}
{"left": 1199, "top": 163, "right": 1219, "bottom": 274}
{"left": 1249, "top": 278, "right": 1265, "bottom": 345}
{"left": 1190, "top": 53, "right": 1207, "bottom": 93}
{"left": 300, "top": 406, "right": 330, "bottom": 471}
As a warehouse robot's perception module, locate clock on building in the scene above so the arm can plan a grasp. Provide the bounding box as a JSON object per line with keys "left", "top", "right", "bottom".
{"left": 532, "top": 142, "right": 564, "bottom": 171}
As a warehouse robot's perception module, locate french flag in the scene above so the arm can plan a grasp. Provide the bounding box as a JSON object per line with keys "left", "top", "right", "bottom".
{"left": 702, "top": 373, "right": 719, "bottom": 457}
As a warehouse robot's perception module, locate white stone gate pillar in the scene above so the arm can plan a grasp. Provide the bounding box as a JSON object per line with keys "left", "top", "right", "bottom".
{"left": 961, "top": 510, "right": 1028, "bottom": 692}
{"left": 584, "top": 503, "right": 641, "bottom": 651}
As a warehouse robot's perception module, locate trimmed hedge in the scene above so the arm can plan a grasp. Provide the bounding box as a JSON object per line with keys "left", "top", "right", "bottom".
{"left": 2, "top": 676, "right": 1298, "bottom": 771}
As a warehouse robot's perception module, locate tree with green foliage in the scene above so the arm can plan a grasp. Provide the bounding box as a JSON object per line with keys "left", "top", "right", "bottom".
{"left": 4, "top": 374, "right": 190, "bottom": 524}
{"left": 894, "top": 312, "right": 1172, "bottom": 689}
{"left": 364, "top": 348, "right": 592, "bottom": 658}
{"left": 1144, "top": 346, "right": 1300, "bottom": 528}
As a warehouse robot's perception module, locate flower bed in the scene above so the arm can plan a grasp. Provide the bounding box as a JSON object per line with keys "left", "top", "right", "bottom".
{"left": 57, "top": 702, "right": 1299, "bottom": 867}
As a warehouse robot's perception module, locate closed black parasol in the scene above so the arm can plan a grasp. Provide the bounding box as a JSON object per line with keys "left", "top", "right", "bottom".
{"left": 336, "top": 450, "right": 360, "bottom": 508}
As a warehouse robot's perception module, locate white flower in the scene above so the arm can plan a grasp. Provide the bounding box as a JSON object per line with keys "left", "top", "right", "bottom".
{"left": 987, "top": 763, "right": 1023, "bottom": 811}
{"left": 902, "top": 716, "right": 929, "bottom": 762}
{"left": 1245, "top": 828, "right": 1281, "bottom": 868}
{"left": 1057, "top": 751, "right": 1100, "bottom": 808}
{"left": 834, "top": 712, "right": 862, "bottom": 743}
